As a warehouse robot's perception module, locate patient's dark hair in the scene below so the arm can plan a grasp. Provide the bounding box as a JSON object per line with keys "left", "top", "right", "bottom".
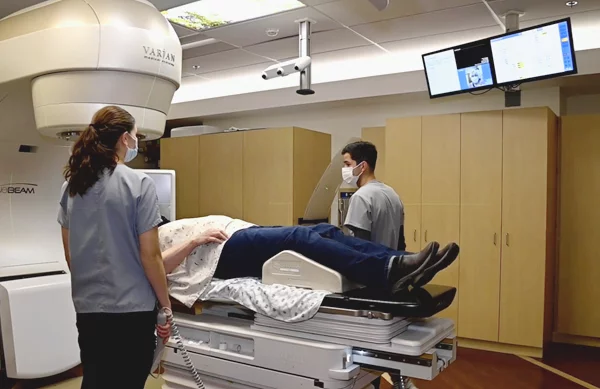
{"left": 158, "top": 216, "right": 171, "bottom": 228}
{"left": 341, "top": 141, "right": 377, "bottom": 171}
{"left": 64, "top": 106, "right": 135, "bottom": 197}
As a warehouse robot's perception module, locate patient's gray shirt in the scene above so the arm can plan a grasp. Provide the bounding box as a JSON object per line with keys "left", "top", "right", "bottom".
{"left": 58, "top": 164, "right": 162, "bottom": 314}
{"left": 343, "top": 180, "right": 404, "bottom": 250}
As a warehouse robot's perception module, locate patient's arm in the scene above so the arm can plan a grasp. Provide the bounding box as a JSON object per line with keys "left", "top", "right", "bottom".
{"left": 162, "top": 228, "right": 230, "bottom": 274}
{"left": 162, "top": 240, "right": 199, "bottom": 274}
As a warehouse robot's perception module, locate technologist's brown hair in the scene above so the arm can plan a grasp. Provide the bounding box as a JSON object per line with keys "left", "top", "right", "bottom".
{"left": 64, "top": 106, "right": 136, "bottom": 197}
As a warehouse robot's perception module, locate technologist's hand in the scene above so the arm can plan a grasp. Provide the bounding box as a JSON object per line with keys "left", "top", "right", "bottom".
{"left": 194, "top": 228, "right": 229, "bottom": 246}
{"left": 157, "top": 307, "right": 172, "bottom": 345}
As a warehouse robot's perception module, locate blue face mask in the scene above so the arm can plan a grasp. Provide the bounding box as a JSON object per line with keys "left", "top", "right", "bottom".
{"left": 124, "top": 133, "right": 138, "bottom": 163}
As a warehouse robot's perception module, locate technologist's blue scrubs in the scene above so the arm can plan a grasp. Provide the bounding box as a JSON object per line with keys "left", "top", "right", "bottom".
{"left": 58, "top": 164, "right": 163, "bottom": 389}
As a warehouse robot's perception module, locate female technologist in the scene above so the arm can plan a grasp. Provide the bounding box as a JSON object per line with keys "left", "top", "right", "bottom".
{"left": 58, "top": 106, "right": 172, "bottom": 389}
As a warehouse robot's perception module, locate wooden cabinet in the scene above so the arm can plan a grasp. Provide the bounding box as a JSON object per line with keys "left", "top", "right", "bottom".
{"left": 499, "top": 108, "right": 557, "bottom": 348}
{"left": 384, "top": 108, "right": 557, "bottom": 355}
{"left": 198, "top": 132, "right": 244, "bottom": 219}
{"left": 161, "top": 127, "right": 331, "bottom": 226}
{"left": 458, "top": 111, "right": 503, "bottom": 342}
{"left": 242, "top": 129, "right": 294, "bottom": 226}
{"left": 385, "top": 117, "right": 422, "bottom": 252}
{"left": 558, "top": 115, "right": 600, "bottom": 339}
{"left": 421, "top": 114, "right": 461, "bottom": 323}
{"left": 160, "top": 136, "right": 199, "bottom": 219}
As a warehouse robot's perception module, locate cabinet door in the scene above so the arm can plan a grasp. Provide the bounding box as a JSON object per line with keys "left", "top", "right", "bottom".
{"left": 160, "top": 137, "right": 199, "bottom": 219}
{"left": 421, "top": 114, "right": 461, "bottom": 324}
{"left": 198, "top": 132, "right": 244, "bottom": 219}
{"left": 243, "top": 129, "right": 294, "bottom": 226}
{"left": 403, "top": 204, "right": 422, "bottom": 253}
{"left": 362, "top": 127, "right": 386, "bottom": 182}
{"left": 458, "top": 111, "right": 503, "bottom": 341}
{"left": 558, "top": 115, "right": 600, "bottom": 338}
{"left": 500, "top": 108, "right": 549, "bottom": 348}
{"left": 421, "top": 114, "right": 461, "bottom": 207}
{"left": 385, "top": 117, "right": 422, "bottom": 205}
{"left": 422, "top": 204, "right": 460, "bottom": 323}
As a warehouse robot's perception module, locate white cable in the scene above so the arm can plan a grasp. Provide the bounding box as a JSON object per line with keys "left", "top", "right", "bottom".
{"left": 157, "top": 308, "right": 206, "bottom": 389}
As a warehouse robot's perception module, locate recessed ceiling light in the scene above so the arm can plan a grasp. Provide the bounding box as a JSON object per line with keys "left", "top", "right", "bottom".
{"left": 162, "top": 0, "right": 305, "bottom": 32}
{"left": 192, "top": 65, "right": 201, "bottom": 70}
{"left": 266, "top": 28, "right": 279, "bottom": 37}
{"left": 566, "top": 1, "right": 579, "bottom": 7}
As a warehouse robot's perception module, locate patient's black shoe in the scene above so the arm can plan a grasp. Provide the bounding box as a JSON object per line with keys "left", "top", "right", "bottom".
{"left": 412, "top": 243, "right": 460, "bottom": 288}
{"left": 388, "top": 242, "right": 438, "bottom": 294}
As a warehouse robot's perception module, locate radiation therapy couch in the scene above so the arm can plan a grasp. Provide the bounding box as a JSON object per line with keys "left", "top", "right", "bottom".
{"left": 161, "top": 250, "right": 457, "bottom": 389}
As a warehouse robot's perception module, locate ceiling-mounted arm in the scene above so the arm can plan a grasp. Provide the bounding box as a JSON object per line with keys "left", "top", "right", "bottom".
{"left": 297, "top": 19, "right": 315, "bottom": 95}
{"left": 480, "top": 0, "right": 505, "bottom": 31}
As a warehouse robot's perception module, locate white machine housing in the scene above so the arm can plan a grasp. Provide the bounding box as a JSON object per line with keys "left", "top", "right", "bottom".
{"left": 0, "top": 142, "right": 79, "bottom": 378}
{"left": 0, "top": 0, "right": 182, "bottom": 140}
{"left": 262, "top": 250, "right": 361, "bottom": 293}
{"left": 137, "top": 169, "right": 176, "bottom": 222}
{"left": 0, "top": 0, "right": 183, "bottom": 379}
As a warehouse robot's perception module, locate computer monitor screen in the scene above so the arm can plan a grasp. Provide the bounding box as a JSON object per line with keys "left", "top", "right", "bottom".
{"left": 422, "top": 39, "right": 495, "bottom": 98}
{"left": 490, "top": 18, "right": 577, "bottom": 85}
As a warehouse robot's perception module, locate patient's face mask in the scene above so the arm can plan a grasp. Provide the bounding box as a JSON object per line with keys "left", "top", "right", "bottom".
{"left": 342, "top": 162, "right": 363, "bottom": 186}
{"left": 124, "top": 132, "right": 138, "bottom": 163}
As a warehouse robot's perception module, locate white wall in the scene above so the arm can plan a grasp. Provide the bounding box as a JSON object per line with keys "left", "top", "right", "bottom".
{"left": 204, "top": 87, "right": 561, "bottom": 225}
{"left": 205, "top": 87, "right": 561, "bottom": 159}
{"left": 565, "top": 93, "right": 600, "bottom": 115}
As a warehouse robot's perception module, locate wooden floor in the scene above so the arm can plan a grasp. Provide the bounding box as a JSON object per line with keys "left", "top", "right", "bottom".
{"left": 3, "top": 344, "right": 599, "bottom": 389}
{"left": 413, "top": 345, "right": 600, "bottom": 389}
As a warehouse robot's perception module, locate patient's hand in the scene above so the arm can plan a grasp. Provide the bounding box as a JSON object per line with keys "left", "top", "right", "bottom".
{"left": 194, "top": 228, "right": 229, "bottom": 246}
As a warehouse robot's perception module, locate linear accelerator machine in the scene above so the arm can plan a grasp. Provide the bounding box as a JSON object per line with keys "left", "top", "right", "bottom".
{"left": 146, "top": 149, "right": 457, "bottom": 389}
{"left": 0, "top": 0, "right": 181, "bottom": 379}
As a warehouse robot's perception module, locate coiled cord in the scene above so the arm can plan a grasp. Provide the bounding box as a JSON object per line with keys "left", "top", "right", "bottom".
{"left": 391, "top": 375, "right": 417, "bottom": 389}
{"left": 163, "top": 311, "right": 206, "bottom": 389}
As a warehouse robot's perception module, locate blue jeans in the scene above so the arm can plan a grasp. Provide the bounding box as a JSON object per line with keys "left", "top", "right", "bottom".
{"left": 214, "top": 224, "right": 407, "bottom": 288}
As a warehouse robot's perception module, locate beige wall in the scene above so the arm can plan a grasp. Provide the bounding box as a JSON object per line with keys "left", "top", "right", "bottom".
{"left": 204, "top": 87, "right": 562, "bottom": 225}
{"left": 564, "top": 93, "right": 600, "bottom": 115}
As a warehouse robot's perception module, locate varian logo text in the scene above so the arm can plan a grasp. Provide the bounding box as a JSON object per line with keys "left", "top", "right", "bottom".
{"left": 143, "top": 46, "right": 176, "bottom": 67}
{"left": 0, "top": 183, "right": 37, "bottom": 195}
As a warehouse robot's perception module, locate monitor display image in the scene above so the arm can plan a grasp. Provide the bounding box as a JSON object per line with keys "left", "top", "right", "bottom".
{"left": 423, "top": 39, "right": 495, "bottom": 98}
{"left": 490, "top": 18, "right": 577, "bottom": 85}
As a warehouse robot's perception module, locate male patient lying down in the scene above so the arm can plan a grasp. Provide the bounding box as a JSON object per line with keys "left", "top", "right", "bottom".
{"left": 158, "top": 216, "right": 459, "bottom": 308}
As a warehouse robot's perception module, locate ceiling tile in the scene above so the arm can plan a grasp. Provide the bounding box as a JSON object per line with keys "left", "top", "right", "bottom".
{"left": 299, "top": 0, "right": 338, "bottom": 5}
{"left": 381, "top": 25, "right": 502, "bottom": 61}
{"left": 183, "top": 48, "right": 270, "bottom": 74}
{"left": 314, "top": 0, "right": 484, "bottom": 26}
{"left": 202, "top": 7, "right": 340, "bottom": 47}
{"left": 491, "top": 0, "right": 600, "bottom": 22}
{"left": 183, "top": 41, "right": 237, "bottom": 59}
{"left": 245, "top": 28, "right": 368, "bottom": 60}
{"left": 352, "top": 3, "right": 498, "bottom": 43}
{"left": 0, "top": 0, "right": 46, "bottom": 19}
{"left": 150, "top": 0, "right": 195, "bottom": 11}
{"left": 171, "top": 22, "right": 198, "bottom": 38}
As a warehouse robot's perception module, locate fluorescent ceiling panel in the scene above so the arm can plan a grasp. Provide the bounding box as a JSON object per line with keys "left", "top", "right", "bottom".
{"left": 162, "top": 0, "right": 305, "bottom": 31}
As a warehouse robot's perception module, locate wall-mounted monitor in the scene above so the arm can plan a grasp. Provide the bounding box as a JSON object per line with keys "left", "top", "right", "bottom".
{"left": 422, "top": 17, "right": 577, "bottom": 99}
{"left": 422, "top": 38, "right": 496, "bottom": 98}
{"left": 490, "top": 18, "right": 577, "bottom": 86}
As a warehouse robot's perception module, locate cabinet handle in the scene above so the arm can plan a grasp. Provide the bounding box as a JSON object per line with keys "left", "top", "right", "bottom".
{"left": 424, "top": 230, "right": 428, "bottom": 243}
{"left": 494, "top": 233, "right": 497, "bottom": 246}
{"left": 505, "top": 233, "right": 510, "bottom": 247}
{"left": 413, "top": 229, "right": 417, "bottom": 242}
